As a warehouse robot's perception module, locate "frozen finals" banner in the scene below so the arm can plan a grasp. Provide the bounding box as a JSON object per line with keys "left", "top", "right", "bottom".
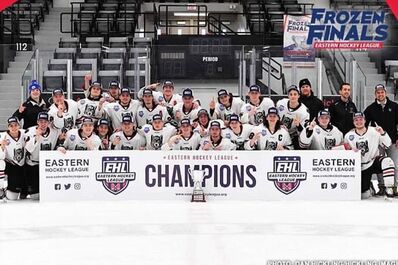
{"left": 283, "top": 15, "right": 315, "bottom": 62}
{"left": 39, "top": 150, "right": 361, "bottom": 202}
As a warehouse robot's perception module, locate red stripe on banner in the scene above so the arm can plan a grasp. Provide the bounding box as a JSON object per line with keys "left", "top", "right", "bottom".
{"left": 387, "top": 0, "right": 398, "bottom": 20}
{"left": 0, "top": 0, "right": 19, "bottom": 12}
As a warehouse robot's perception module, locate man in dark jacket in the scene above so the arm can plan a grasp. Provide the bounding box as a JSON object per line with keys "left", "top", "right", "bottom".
{"left": 364, "top": 84, "right": 398, "bottom": 196}
{"left": 329, "top": 82, "right": 357, "bottom": 135}
{"left": 298, "top": 78, "right": 324, "bottom": 121}
{"left": 13, "top": 81, "right": 49, "bottom": 130}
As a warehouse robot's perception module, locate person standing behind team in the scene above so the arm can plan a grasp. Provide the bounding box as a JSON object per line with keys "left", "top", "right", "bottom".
{"left": 364, "top": 84, "right": 398, "bottom": 196}
{"left": 13, "top": 80, "right": 49, "bottom": 129}
{"left": 299, "top": 109, "right": 343, "bottom": 150}
{"left": 298, "top": 78, "right": 324, "bottom": 121}
{"left": 329, "top": 83, "right": 357, "bottom": 135}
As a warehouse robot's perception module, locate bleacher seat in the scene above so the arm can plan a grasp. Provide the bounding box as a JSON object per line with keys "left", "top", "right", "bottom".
{"left": 59, "top": 37, "right": 80, "bottom": 48}
{"left": 98, "top": 70, "right": 121, "bottom": 88}
{"left": 102, "top": 59, "right": 123, "bottom": 70}
{"left": 103, "top": 48, "right": 127, "bottom": 59}
{"left": 79, "top": 48, "right": 101, "bottom": 59}
{"left": 48, "top": 59, "right": 69, "bottom": 71}
{"left": 75, "top": 58, "right": 97, "bottom": 71}
{"left": 85, "top": 37, "right": 104, "bottom": 48}
{"left": 126, "top": 70, "right": 146, "bottom": 91}
{"left": 109, "top": 37, "right": 129, "bottom": 48}
{"left": 43, "top": 70, "right": 66, "bottom": 92}
{"left": 54, "top": 48, "right": 77, "bottom": 60}
{"left": 72, "top": 70, "right": 91, "bottom": 92}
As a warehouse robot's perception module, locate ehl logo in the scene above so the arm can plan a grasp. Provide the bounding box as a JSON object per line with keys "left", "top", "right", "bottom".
{"left": 267, "top": 156, "right": 307, "bottom": 195}
{"left": 95, "top": 156, "right": 136, "bottom": 195}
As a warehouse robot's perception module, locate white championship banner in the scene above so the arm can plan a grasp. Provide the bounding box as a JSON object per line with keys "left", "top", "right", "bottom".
{"left": 39, "top": 150, "right": 361, "bottom": 202}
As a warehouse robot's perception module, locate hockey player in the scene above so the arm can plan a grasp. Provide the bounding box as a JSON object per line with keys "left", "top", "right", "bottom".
{"left": 162, "top": 119, "right": 201, "bottom": 150}
{"left": 0, "top": 135, "right": 5, "bottom": 199}
{"left": 140, "top": 114, "right": 177, "bottom": 150}
{"left": 299, "top": 110, "right": 343, "bottom": 150}
{"left": 135, "top": 88, "right": 170, "bottom": 128}
{"left": 199, "top": 121, "right": 236, "bottom": 150}
{"left": 77, "top": 82, "right": 105, "bottom": 125}
{"left": 209, "top": 89, "right": 244, "bottom": 125}
{"left": 95, "top": 118, "right": 111, "bottom": 150}
{"left": 110, "top": 115, "right": 146, "bottom": 150}
{"left": 173, "top": 88, "right": 201, "bottom": 122}
{"left": 25, "top": 112, "right": 61, "bottom": 199}
{"left": 245, "top": 107, "right": 292, "bottom": 150}
{"left": 84, "top": 73, "right": 120, "bottom": 102}
{"left": 276, "top": 85, "right": 309, "bottom": 149}
{"left": 138, "top": 80, "right": 183, "bottom": 108}
{"left": 1, "top": 117, "right": 26, "bottom": 200}
{"left": 222, "top": 114, "right": 253, "bottom": 150}
{"left": 344, "top": 112, "right": 397, "bottom": 198}
{"left": 48, "top": 88, "right": 79, "bottom": 131}
{"left": 363, "top": 84, "right": 398, "bottom": 196}
{"left": 240, "top": 85, "right": 274, "bottom": 126}
{"left": 58, "top": 117, "right": 101, "bottom": 152}
{"left": 104, "top": 87, "right": 140, "bottom": 131}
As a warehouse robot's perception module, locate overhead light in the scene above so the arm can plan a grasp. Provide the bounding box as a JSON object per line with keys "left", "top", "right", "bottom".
{"left": 199, "top": 21, "right": 206, "bottom": 25}
{"left": 177, "top": 29, "right": 182, "bottom": 35}
{"left": 177, "top": 21, "right": 186, "bottom": 25}
{"left": 201, "top": 29, "right": 206, "bottom": 35}
{"left": 222, "top": 21, "right": 231, "bottom": 25}
{"left": 157, "top": 29, "right": 162, "bottom": 35}
{"left": 174, "top": 12, "right": 207, "bottom": 17}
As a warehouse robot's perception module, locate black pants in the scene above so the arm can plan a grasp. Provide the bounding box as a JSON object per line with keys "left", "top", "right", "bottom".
{"left": 24, "top": 164, "right": 39, "bottom": 194}
{"left": 5, "top": 162, "right": 24, "bottom": 193}
{"left": 362, "top": 158, "right": 383, "bottom": 193}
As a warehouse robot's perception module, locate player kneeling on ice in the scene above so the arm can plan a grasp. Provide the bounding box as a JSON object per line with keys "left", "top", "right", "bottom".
{"left": 222, "top": 114, "right": 253, "bottom": 150}
{"left": 299, "top": 110, "right": 343, "bottom": 150}
{"left": 200, "top": 121, "right": 236, "bottom": 150}
{"left": 110, "top": 115, "right": 145, "bottom": 150}
{"left": 245, "top": 107, "right": 292, "bottom": 150}
{"left": 58, "top": 117, "right": 101, "bottom": 152}
{"left": 162, "top": 118, "right": 201, "bottom": 150}
{"left": 25, "top": 112, "right": 62, "bottom": 200}
{"left": 344, "top": 112, "right": 398, "bottom": 198}
{"left": 1, "top": 117, "right": 26, "bottom": 200}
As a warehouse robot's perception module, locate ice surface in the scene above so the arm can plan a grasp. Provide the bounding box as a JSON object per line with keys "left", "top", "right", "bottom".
{"left": 1, "top": 199, "right": 398, "bottom": 265}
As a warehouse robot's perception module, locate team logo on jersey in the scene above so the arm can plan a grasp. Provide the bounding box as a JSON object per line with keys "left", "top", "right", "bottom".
{"left": 64, "top": 117, "right": 74, "bottom": 130}
{"left": 219, "top": 105, "right": 225, "bottom": 111}
{"left": 281, "top": 116, "right": 293, "bottom": 129}
{"left": 225, "top": 133, "right": 231, "bottom": 139}
{"left": 267, "top": 156, "right": 307, "bottom": 195}
{"left": 95, "top": 156, "right": 136, "bottom": 195}
{"left": 356, "top": 140, "right": 369, "bottom": 156}
{"left": 121, "top": 145, "right": 134, "bottom": 150}
{"left": 265, "top": 141, "right": 277, "bottom": 150}
{"left": 143, "top": 127, "right": 150, "bottom": 134}
{"left": 75, "top": 146, "right": 88, "bottom": 151}
{"left": 261, "top": 130, "right": 267, "bottom": 136}
{"left": 316, "top": 128, "right": 320, "bottom": 134}
{"left": 40, "top": 143, "right": 52, "bottom": 150}
{"left": 246, "top": 106, "right": 251, "bottom": 111}
{"left": 114, "top": 105, "right": 120, "bottom": 111}
{"left": 254, "top": 112, "right": 265, "bottom": 124}
{"left": 324, "top": 138, "right": 336, "bottom": 150}
{"left": 158, "top": 96, "right": 164, "bottom": 102}
{"left": 13, "top": 148, "right": 24, "bottom": 163}
{"left": 80, "top": 99, "right": 85, "bottom": 105}
{"left": 70, "top": 135, "right": 76, "bottom": 141}
{"left": 349, "top": 135, "right": 354, "bottom": 141}
{"left": 278, "top": 105, "right": 285, "bottom": 112}
{"left": 151, "top": 135, "right": 163, "bottom": 150}
{"left": 139, "top": 111, "right": 144, "bottom": 117}
{"left": 6, "top": 139, "right": 10, "bottom": 145}
{"left": 84, "top": 104, "right": 96, "bottom": 116}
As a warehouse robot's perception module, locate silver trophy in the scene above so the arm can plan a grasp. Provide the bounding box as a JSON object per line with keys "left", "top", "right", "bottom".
{"left": 191, "top": 170, "right": 206, "bottom": 202}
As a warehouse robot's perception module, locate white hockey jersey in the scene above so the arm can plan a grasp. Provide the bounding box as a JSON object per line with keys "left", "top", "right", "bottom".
{"left": 63, "top": 129, "right": 101, "bottom": 150}
{"left": 137, "top": 87, "right": 183, "bottom": 108}
{"left": 240, "top": 97, "right": 275, "bottom": 125}
{"left": 222, "top": 124, "right": 254, "bottom": 150}
{"left": 276, "top": 98, "right": 309, "bottom": 137}
{"left": 48, "top": 100, "right": 79, "bottom": 130}
{"left": 135, "top": 104, "right": 171, "bottom": 128}
{"left": 25, "top": 126, "right": 61, "bottom": 166}
{"left": 199, "top": 137, "right": 236, "bottom": 150}
{"left": 0, "top": 130, "right": 26, "bottom": 166}
{"left": 139, "top": 124, "right": 177, "bottom": 150}
{"left": 104, "top": 100, "right": 140, "bottom": 130}
{"left": 161, "top": 132, "right": 202, "bottom": 151}
{"left": 344, "top": 126, "right": 392, "bottom": 170}
{"left": 245, "top": 124, "right": 292, "bottom": 150}
{"left": 173, "top": 103, "right": 201, "bottom": 121}
{"left": 300, "top": 125, "right": 343, "bottom": 150}
{"left": 193, "top": 118, "right": 225, "bottom": 138}
{"left": 211, "top": 97, "right": 245, "bottom": 120}
{"left": 77, "top": 98, "right": 104, "bottom": 123}
{"left": 110, "top": 131, "right": 146, "bottom": 150}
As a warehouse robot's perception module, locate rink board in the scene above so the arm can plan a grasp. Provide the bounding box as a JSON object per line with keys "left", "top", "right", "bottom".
{"left": 39, "top": 150, "right": 361, "bottom": 202}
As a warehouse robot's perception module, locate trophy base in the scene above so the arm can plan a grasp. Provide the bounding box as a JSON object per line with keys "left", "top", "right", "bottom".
{"left": 191, "top": 190, "right": 206, "bottom": 202}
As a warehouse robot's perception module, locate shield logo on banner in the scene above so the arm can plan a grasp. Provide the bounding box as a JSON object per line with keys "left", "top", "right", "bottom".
{"left": 267, "top": 156, "right": 307, "bottom": 195}
{"left": 95, "top": 156, "right": 136, "bottom": 195}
